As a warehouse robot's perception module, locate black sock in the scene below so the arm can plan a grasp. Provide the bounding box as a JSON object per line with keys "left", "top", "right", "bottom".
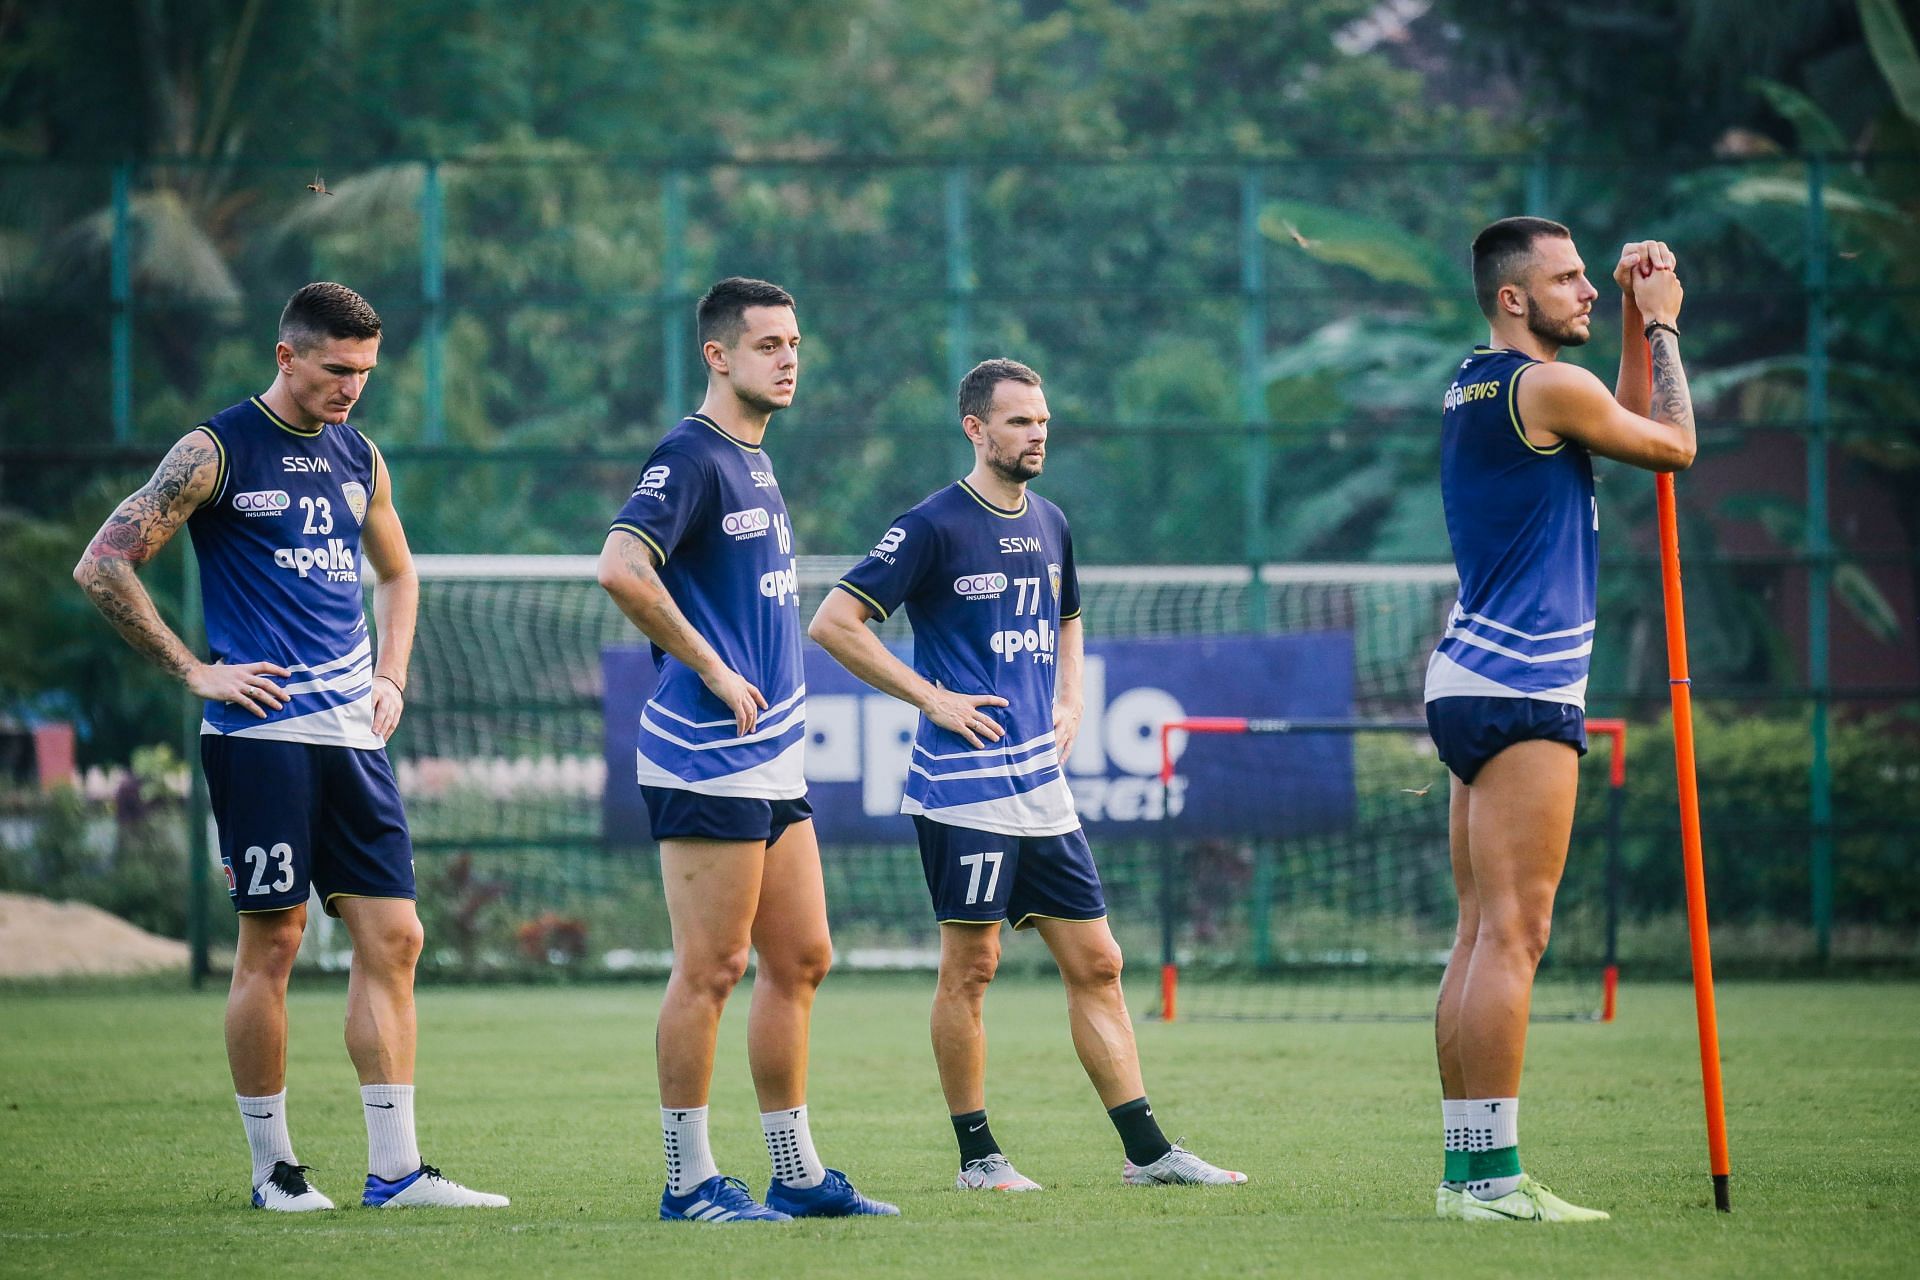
{"left": 1107, "top": 1096, "right": 1172, "bottom": 1167}
{"left": 951, "top": 1110, "right": 1001, "bottom": 1165}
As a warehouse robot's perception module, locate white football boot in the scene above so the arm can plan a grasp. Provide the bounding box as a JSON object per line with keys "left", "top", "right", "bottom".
{"left": 956, "top": 1153, "right": 1044, "bottom": 1192}
{"left": 252, "top": 1162, "right": 335, "bottom": 1211}
{"left": 363, "top": 1164, "right": 510, "bottom": 1208}
{"left": 1121, "top": 1143, "right": 1248, "bottom": 1186}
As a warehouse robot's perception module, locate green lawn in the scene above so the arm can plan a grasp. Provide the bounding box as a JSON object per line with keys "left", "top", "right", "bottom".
{"left": 2, "top": 977, "right": 1916, "bottom": 1277}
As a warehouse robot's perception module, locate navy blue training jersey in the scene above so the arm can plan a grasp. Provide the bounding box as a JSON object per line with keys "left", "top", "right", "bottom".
{"left": 1424, "top": 347, "right": 1598, "bottom": 707}
{"left": 837, "top": 480, "right": 1082, "bottom": 837}
{"left": 609, "top": 414, "right": 806, "bottom": 798}
{"left": 187, "top": 397, "right": 383, "bottom": 747}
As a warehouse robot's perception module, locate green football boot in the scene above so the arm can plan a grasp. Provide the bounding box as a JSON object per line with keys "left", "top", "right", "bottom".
{"left": 1458, "top": 1175, "right": 1610, "bottom": 1223}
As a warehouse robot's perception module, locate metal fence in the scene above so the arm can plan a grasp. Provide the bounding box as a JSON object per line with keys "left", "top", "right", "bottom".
{"left": 2, "top": 152, "right": 1915, "bottom": 964}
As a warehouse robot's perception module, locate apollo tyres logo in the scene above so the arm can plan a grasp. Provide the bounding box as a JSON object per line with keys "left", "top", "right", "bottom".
{"left": 233, "top": 490, "right": 291, "bottom": 518}
{"left": 757, "top": 513, "right": 798, "bottom": 605}
{"left": 273, "top": 539, "right": 358, "bottom": 582}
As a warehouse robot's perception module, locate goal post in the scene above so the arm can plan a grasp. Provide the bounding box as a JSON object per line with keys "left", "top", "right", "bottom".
{"left": 1150, "top": 714, "right": 1627, "bottom": 1023}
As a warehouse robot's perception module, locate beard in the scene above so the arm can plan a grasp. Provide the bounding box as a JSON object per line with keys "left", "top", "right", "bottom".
{"left": 987, "top": 448, "right": 1043, "bottom": 484}
{"left": 1524, "top": 293, "right": 1591, "bottom": 348}
{"left": 738, "top": 386, "right": 790, "bottom": 415}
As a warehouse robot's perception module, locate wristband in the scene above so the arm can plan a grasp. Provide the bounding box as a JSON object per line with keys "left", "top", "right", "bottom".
{"left": 1644, "top": 321, "right": 1680, "bottom": 342}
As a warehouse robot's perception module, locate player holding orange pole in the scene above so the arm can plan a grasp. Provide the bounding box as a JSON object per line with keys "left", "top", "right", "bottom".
{"left": 1424, "top": 219, "right": 1696, "bottom": 1221}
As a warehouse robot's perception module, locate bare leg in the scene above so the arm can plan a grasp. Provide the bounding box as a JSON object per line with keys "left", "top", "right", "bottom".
{"left": 1456, "top": 740, "right": 1579, "bottom": 1098}
{"left": 1435, "top": 774, "right": 1477, "bottom": 1099}
{"left": 930, "top": 922, "right": 1002, "bottom": 1114}
{"left": 657, "top": 839, "right": 764, "bottom": 1107}
{"left": 746, "top": 819, "right": 834, "bottom": 1111}
{"left": 1034, "top": 917, "right": 1145, "bottom": 1109}
{"left": 337, "top": 897, "right": 425, "bottom": 1085}
{"left": 226, "top": 905, "right": 307, "bottom": 1096}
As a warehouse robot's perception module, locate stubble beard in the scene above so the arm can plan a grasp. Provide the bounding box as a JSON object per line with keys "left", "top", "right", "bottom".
{"left": 1524, "top": 293, "right": 1591, "bottom": 349}
{"left": 988, "top": 449, "right": 1043, "bottom": 485}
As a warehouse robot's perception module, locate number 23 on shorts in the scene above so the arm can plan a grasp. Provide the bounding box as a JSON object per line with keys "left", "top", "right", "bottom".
{"left": 239, "top": 842, "right": 296, "bottom": 897}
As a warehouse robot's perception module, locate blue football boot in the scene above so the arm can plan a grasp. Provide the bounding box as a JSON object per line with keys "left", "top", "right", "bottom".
{"left": 660, "top": 1174, "right": 793, "bottom": 1223}
{"left": 765, "top": 1168, "right": 900, "bottom": 1218}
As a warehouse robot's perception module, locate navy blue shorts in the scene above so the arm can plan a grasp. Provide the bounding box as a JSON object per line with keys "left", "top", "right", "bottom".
{"left": 913, "top": 817, "right": 1107, "bottom": 930}
{"left": 1426, "top": 696, "right": 1588, "bottom": 785}
{"left": 201, "top": 736, "right": 415, "bottom": 916}
{"left": 641, "top": 786, "right": 813, "bottom": 847}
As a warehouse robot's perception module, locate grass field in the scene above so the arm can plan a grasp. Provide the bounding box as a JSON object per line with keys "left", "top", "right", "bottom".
{"left": 3, "top": 977, "right": 1918, "bottom": 1278}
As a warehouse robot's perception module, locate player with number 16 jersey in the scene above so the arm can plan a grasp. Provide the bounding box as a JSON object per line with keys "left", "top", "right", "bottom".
{"left": 608, "top": 412, "right": 806, "bottom": 799}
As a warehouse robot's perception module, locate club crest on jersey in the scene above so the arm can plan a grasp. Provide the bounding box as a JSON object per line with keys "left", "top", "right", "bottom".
{"left": 340, "top": 481, "right": 368, "bottom": 525}
{"left": 954, "top": 572, "right": 1008, "bottom": 600}
{"left": 1048, "top": 562, "right": 1061, "bottom": 600}
{"left": 233, "top": 489, "right": 290, "bottom": 517}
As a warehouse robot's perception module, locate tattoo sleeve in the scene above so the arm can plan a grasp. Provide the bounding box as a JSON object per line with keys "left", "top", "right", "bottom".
{"left": 603, "top": 532, "right": 718, "bottom": 675}
{"left": 75, "top": 433, "right": 219, "bottom": 681}
{"left": 1649, "top": 330, "right": 1696, "bottom": 458}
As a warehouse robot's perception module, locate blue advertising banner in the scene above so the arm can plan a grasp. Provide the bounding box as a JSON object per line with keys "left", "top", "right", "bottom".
{"left": 603, "top": 632, "right": 1354, "bottom": 846}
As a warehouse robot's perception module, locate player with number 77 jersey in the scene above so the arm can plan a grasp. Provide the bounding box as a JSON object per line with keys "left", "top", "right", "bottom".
{"left": 810, "top": 358, "right": 1247, "bottom": 1194}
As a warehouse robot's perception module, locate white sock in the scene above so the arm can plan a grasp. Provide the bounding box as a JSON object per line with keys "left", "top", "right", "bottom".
{"left": 1466, "top": 1096, "right": 1522, "bottom": 1200}
{"left": 237, "top": 1090, "right": 296, "bottom": 1188}
{"left": 761, "top": 1104, "right": 826, "bottom": 1190}
{"left": 662, "top": 1105, "right": 720, "bottom": 1196}
{"left": 361, "top": 1083, "right": 422, "bottom": 1181}
{"left": 1442, "top": 1097, "right": 1470, "bottom": 1188}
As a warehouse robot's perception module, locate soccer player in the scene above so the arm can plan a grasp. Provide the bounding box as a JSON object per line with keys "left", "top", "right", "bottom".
{"left": 597, "top": 277, "right": 896, "bottom": 1223}
{"left": 1425, "top": 220, "right": 1695, "bottom": 1222}
{"left": 72, "top": 282, "right": 505, "bottom": 1212}
{"left": 810, "top": 358, "right": 1246, "bottom": 1192}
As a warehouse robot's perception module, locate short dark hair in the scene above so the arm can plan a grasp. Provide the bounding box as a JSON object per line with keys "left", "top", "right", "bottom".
{"left": 1470, "top": 217, "right": 1572, "bottom": 319}
{"left": 959, "top": 358, "right": 1043, "bottom": 423}
{"left": 278, "top": 281, "right": 381, "bottom": 352}
{"left": 697, "top": 276, "right": 796, "bottom": 348}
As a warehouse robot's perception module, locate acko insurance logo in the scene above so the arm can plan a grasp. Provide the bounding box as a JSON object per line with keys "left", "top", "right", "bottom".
{"left": 723, "top": 507, "right": 771, "bottom": 539}
{"left": 233, "top": 489, "right": 290, "bottom": 517}
{"left": 953, "top": 572, "right": 1008, "bottom": 600}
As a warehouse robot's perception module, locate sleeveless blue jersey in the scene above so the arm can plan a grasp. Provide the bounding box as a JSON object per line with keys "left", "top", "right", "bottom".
{"left": 609, "top": 414, "right": 806, "bottom": 798}
{"left": 187, "top": 398, "right": 383, "bottom": 747}
{"left": 1424, "top": 347, "right": 1598, "bottom": 707}
{"left": 837, "top": 480, "right": 1082, "bottom": 837}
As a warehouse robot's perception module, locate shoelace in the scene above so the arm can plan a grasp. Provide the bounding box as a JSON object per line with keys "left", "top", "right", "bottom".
{"left": 963, "top": 1154, "right": 1012, "bottom": 1176}
{"left": 713, "top": 1175, "right": 759, "bottom": 1207}
{"left": 270, "top": 1163, "right": 317, "bottom": 1195}
{"left": 417, "top": 1164, "right": 444, "bottom": 1183}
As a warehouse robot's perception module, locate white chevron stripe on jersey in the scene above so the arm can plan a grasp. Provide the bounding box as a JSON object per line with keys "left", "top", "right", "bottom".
{"left": 912, "top": 730, "right": 1058, "bottom": 763}
{"left": 640, "top": 700, "right": 807, "bottom": 752}
{"left": 909, "top": 751, "right": 1062, "bottom": 785}
{"left": 1441, "top": 623, "right": 1594, "bottom": 665}
{"left": 1452, "top": 609, "right": 1594, "bottom": 643}
{"left": 645, "top": 684, "right": 807, "bottom": 731}
{"left": 282, "top": 636, "right": 373, "bottom": 677}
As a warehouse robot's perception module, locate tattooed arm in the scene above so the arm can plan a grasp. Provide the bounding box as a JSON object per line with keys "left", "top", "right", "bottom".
{"left": 1515, "top": 262, "right": 1695, "bottom": 473}
{"left": 595, "top": 528, "right": 766, "bottom": 735}
{"left": 73, "top": 430, "right": 291, "bottom": 717}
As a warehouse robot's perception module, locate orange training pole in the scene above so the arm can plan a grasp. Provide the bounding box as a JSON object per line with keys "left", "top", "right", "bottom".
{"left": 1654, "top": 468, "right": 1733, "bottom": 1212}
